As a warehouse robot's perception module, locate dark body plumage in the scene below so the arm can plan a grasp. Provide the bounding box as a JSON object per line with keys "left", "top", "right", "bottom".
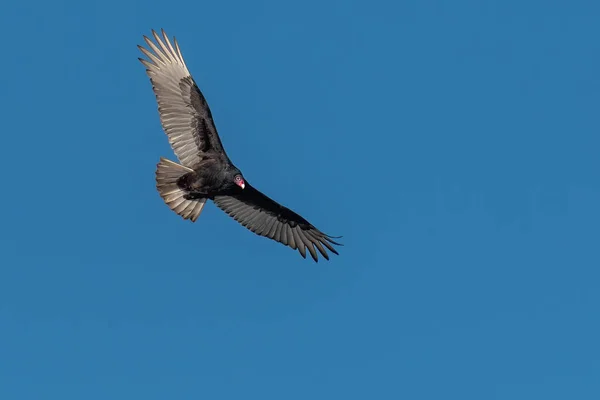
{"left": 138, "top": 29, "right": 341, "bottom": 261}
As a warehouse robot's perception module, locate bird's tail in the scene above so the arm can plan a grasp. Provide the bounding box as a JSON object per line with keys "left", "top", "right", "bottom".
{"left": 155, "top": 157, "right": 206, "bottom": 222}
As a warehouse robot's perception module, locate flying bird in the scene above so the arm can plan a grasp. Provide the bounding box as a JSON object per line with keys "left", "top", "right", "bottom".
{"left": 138, "top": 29, "right": 341, "bottom": 262}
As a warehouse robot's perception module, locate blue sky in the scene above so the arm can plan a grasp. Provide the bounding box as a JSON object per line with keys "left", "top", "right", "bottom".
{"left": 1, "top": 0, "right": 599, "bottom": 398}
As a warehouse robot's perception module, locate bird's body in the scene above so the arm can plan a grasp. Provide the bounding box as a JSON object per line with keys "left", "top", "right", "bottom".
{"left": 138, "top": 29, "right": 341, "bottom": 261}
{"left": 178, "top": 158, "right": 240, "bottom": 197}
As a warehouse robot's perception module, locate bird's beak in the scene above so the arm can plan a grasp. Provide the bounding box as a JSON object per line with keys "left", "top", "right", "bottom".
{"left": 240, "top": 182, "right": 245, "bottom": 189}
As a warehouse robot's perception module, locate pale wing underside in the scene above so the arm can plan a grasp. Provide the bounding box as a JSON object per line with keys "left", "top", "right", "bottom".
{"left": 138, "top": 30, "right": 209, "bottom": 168}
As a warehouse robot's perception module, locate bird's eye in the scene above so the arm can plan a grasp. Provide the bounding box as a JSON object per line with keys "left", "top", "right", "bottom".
{"left": 235, "top": 176, "right": 241, "bottom": 181}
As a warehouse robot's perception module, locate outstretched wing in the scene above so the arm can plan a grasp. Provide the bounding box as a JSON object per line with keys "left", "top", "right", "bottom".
{"left": 138, "top": 29, "right": 229, "bottom": 168}
{"left": 213, "top": 185, "right": 341, "bottom": 262}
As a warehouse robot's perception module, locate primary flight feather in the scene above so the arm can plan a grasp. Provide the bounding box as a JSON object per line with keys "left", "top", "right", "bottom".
{"left": 138, "top": 29, "right": 341, "bottom": 262}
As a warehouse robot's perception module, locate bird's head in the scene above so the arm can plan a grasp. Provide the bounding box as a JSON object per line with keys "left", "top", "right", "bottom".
{"left": 233, "top": 173, "right": 245, "bottom": 190}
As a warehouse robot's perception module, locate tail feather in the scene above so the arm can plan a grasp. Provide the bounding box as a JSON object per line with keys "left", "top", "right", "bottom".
{"left": 155, "top": 157, "right": 206, "bottom": 222}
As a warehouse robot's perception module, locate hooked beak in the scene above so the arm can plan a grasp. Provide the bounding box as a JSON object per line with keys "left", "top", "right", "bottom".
{"left": 236, "top": 179, "right": 245, "bottom": 190}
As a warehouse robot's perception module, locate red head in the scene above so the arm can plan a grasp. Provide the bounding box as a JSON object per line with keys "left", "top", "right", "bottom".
{"left": 234, "top": 174, "right": 245, "bottom": 189}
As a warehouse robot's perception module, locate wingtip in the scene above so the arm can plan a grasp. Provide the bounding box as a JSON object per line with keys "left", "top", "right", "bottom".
{"left": 325, "top": 235, "right": 343, "bottom": 246}
{"left": 161, "top": 28, "right": 170, "bottom": 41}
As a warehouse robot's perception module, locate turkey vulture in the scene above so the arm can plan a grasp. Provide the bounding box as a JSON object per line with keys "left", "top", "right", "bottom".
{"left": 138, "top": 29, "right": 341, "bottom": 262}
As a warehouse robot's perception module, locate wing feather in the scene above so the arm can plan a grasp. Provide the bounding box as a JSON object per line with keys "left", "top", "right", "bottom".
{"left": 213, "top": 184, "right": 341, "bottom": 262}
{"left": 138, "top": 29, "right": 228, "bottom": 167}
